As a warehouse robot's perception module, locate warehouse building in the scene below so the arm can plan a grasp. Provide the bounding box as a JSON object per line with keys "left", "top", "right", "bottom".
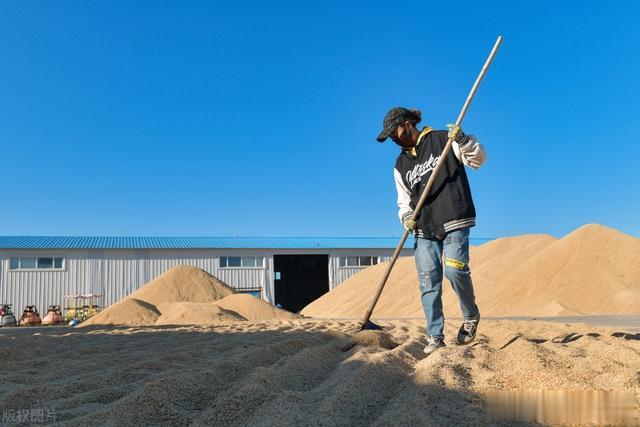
{"left": 0, "top": 236, "right": 415, "bottom": 315}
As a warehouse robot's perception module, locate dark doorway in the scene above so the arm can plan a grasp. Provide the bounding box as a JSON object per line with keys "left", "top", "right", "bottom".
{"left": 273, "top": 254, "right": 329, "bottom": 313}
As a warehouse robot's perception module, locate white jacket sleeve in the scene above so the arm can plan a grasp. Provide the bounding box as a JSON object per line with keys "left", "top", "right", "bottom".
{"left": 394, "top": 168, "right": 413, "bottom": 225}
{"left": 452, "top": 135, "right": 487, "bottom": 169}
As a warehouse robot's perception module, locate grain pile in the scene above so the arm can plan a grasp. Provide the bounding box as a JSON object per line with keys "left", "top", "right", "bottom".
{"left": 487, "top": 224, "right": 640, "bottom": 316}
{"left": 82, "top": 266, "right": 295, "bottom": 326}
{"left": 215, "top": 294, "right": 297, "bottom": 321}
{"left": 350, "top": 329, "right": 397, "bottom": 350}
{"left": 301, "top": 224, "right": 640, "bottom": 318}
{"left": 155, "top": 302, "right": 245, "bottom": 325}
{"left": 86, "top": 298, "right": 161, "bottom": 326}
{"left": 127, "top": 265, "right": 235, "bottom": 305}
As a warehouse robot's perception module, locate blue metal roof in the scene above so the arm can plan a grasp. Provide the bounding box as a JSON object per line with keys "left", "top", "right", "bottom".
{"left": 0, "top": 236, "right": 418, "bottom": 250}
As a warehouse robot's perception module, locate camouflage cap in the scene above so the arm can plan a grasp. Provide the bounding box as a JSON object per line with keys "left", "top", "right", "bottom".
{"left": 376, "top": 107, "right": 420, "bottom": 143}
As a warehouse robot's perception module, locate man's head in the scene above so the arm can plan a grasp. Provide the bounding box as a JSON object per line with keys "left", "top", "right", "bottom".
{"left": 376, "top": 107, "right": 422, "bottom": 148}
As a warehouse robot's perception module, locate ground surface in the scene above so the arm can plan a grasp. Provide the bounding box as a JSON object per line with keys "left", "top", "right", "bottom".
{"left": 0, "top": 319, "right": 638, "bottom": 425}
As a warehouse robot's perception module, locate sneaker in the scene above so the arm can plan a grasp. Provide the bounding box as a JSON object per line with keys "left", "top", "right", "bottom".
{"left": 457, "top": 314, "right": 480, "bottom": 345}
{"left": 423, "top": 335, "right": 446, "bottom": 355}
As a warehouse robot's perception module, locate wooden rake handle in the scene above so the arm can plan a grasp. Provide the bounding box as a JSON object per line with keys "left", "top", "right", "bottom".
{"left": 359, "top": 36, "right": 503, "bottom": 330}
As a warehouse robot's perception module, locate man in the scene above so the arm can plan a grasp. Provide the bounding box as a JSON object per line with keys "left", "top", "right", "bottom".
{"left": 376, "top": 107, "right": 487, "bottom": 355}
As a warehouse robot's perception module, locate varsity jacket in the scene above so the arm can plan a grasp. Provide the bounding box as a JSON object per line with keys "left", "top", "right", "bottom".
{"left": 394, "top": 127, "right": 487, "bottom": 240}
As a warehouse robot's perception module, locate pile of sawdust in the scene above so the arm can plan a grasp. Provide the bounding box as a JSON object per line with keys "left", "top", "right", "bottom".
{"left": 302, "top": 224, "right": 640, "bottom": 318}
{"left": 83, "top": 266, "right": 296, "bottom": 326}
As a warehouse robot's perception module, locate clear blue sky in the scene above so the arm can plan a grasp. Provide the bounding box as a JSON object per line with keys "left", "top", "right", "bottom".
{"left": 1, "top": 1, "right": 639, "bottom": 239}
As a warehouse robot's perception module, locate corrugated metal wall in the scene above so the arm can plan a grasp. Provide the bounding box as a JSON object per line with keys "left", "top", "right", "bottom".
{"left": 0, "top": 248, "right": 412, "bottom": 315}
{"left": 328, "top": 251, "right": 402, "bottom": 285}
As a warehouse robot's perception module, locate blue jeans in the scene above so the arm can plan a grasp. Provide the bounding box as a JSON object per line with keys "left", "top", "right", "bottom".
{"left": 414, "top": 227, "right": 479, "bottom": 338}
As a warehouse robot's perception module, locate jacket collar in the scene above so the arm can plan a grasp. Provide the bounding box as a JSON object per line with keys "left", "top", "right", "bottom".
{"left": 403, "top": 126, "right": 434, "bottom": 158}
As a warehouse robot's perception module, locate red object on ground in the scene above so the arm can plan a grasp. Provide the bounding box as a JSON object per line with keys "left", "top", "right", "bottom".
{"left": 19, "top": 305, "right": 42, "bottom": 326}
{"left": 41, "top": 305, "right": 64, "bottom": 326}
